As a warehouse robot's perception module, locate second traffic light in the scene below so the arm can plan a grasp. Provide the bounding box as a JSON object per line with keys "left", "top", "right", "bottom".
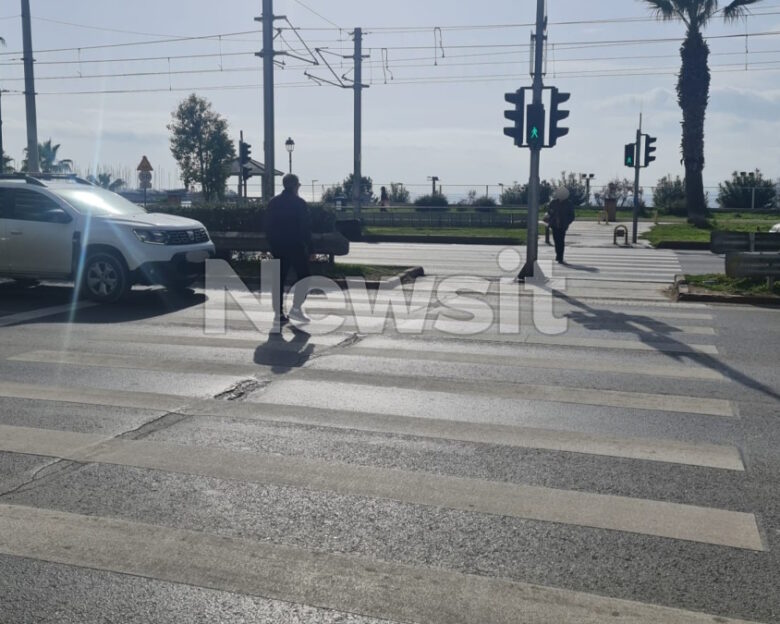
{"left": 624, "top": 143, "right": 636, "bottom": 168}
{"left": 239, "top": 140, "right": 252, "bottom": 165}
{"left": 503, "top": 90, "right": 525, "bottom": 147}
{"left": 526, "top": 103, "right": 545, "bottom": 150}
{"left": 643, "top": 135, "right": 657, "bottom": 167}
{"left": 549, "top": 88, "right": 570, "bottom": 147}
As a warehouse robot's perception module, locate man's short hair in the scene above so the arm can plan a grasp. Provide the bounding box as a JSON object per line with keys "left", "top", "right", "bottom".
{"left": 283, "top": 174, "right": 300, "bottom": 191}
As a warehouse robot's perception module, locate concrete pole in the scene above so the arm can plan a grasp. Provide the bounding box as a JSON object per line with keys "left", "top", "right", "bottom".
{"left": 0, "top": 90, "right": 4, "bottom": 171}
{"left": 260, "top": 0, "right": 275, "bottom": 203}
{"left": 352, "top": 28, "right": 363, "bottom": 219}
{"left": 519, "top": 0, "right": 545, "bottom": 280}
{"left": 21, "top": 0, "right": 39, "bottom": 173}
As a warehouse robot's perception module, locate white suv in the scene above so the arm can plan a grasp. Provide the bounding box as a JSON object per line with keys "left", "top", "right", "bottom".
{"left": 0, "top": 174, "right": 215, "bottom": 302}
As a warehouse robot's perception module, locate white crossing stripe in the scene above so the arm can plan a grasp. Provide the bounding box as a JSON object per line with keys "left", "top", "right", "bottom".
{"left": 0, "top": 425, "right": 762, "bottom": 550}
{"left": 0, "top": 381, "right": 189, "bottom": 412}
{"left": 186, "top": 400, "right": 745, "bottom": 471}
{"left": 275, "top": 373, "right": 736, "bottom": 418}
{"left": 0, "top": 302, "right": 96, "bottom": 327}
{"left": 0, "top": 504, "right": 762, "bottom": 624}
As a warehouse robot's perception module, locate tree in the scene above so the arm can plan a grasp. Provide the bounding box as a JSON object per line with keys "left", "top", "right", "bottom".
{"left": 168, "top": 94, "right": 235, "bottom": 201}
{"left": 642, "top": 0, "right": 762, "bottom": 224}
{"left": 551, "top": 172, "right": 588, "bottom": 207}
{"left": 22, "top": 139, "right": 73, "bottom": 173}
{"left": 653, "top": 175, "right": 687, "bottom": 215}
{"left": 388, "top": 182, "right": 410, "bottom": 203}
{"left": 718, "top": 170, "right": 776, "bottom": 210}
{"left": 499, "top": 181, "right": 553, "bottom": 206}
{"left": 2, "top": 154, "right": 13, "bottom": 173}
{"left": 341, "top": 173, "right": 374, "bottom": 203}
{"left": 88, "top": 172, "right": 126, "bottom": 192}
{"left": 594, "top": 178, "right": 644, "bottom": 209}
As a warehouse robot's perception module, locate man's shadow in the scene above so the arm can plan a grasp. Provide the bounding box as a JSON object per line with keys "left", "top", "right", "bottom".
{"left": 254, "top": 327, "right": 314, "bottom": 374}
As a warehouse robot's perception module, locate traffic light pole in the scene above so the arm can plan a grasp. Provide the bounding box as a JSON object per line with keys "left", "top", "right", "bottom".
{"left": 519, "top": 0, "right": 546, "bottom": 280}
{"left": 632, "top": 114, "right": 642, "bottom": 244}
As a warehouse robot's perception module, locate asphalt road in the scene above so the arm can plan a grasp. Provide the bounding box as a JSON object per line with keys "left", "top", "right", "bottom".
{"left": 0, "top": 235, "right": 778, "bottom": 623}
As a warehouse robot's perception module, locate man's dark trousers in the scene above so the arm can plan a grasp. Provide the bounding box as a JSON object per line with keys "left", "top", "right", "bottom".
{"left": 272, "top": 244, "right": 310, "bottom": 318}
{"left": 552, "top": 227, "right": 567, "bottom": 263}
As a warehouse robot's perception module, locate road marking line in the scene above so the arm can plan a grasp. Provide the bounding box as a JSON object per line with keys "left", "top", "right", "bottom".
{"left": 0, "top": 381, "right": 189, "bottom": 412}
{"left": 0, "top": 302, "right": 96, "bottom": 327}
{"left": 0, "top": 427, "right": 761, "bottom": 550}
{"left": 185, "top": 401, "right": 744, "bottom": 471}
{"left": 283, "top": 372, "right": 736, "bottom": 418}
{"left": 0, "top": 504, "right": 762, "bottom": 624}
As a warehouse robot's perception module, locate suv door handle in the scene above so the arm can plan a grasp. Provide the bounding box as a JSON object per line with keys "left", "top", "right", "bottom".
{"left": 10, "top": 230, "right": 23, "bottom": 235}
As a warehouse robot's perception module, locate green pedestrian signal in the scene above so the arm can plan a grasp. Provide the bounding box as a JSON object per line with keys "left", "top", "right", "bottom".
{"left": 526, "top": 103, "right": 545, "bottom": 150}
{"left": 624, "top": 143, "right": 636, "bottom": 168}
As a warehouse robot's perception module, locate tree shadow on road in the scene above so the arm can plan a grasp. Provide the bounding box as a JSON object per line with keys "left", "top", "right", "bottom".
{"left": 555, "top": 291, "right": 780, "bottom": 403}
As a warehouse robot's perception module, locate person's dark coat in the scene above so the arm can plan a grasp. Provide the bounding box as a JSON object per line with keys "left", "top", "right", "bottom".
{"left": 264, "top": 190, "right": 312, "bottom": 255}
{"left": 547, "top": 198, "right": 575, "bottom": 231}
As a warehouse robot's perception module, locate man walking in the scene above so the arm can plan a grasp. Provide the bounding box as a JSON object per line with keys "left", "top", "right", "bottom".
{"left": 265, "top": 173, "right": 311, "bottom": 325}
{"left": 547, "top": 186, "right": 576, "bottom": 264}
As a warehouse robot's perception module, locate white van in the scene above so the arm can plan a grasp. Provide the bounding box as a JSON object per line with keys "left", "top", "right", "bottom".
{"left": 0, "top": 174, "right": 215, "bottom": 302}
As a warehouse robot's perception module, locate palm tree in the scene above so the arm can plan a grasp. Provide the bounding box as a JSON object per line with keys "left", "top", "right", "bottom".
{"left": 642, "top": 0, "right": 762, "bottom": 224}
{"left": 88, "top": 172, "right": 125, "bottom": 192}
{"left": 21, "top": 138, "right": 73, "bottom": 173}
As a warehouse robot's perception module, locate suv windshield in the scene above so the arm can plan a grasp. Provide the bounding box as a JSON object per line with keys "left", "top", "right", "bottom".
{"left": 53, "top": 187, "right": 147, "bottom": 217}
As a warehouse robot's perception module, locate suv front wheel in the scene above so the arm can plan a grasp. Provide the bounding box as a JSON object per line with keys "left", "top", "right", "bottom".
{"left": 80, "top": 251, "right": 130, "bottom": 303}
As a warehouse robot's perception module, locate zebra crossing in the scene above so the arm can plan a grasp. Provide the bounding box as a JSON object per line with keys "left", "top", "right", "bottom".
{"left": 0, "top": 263, "right": 775, "bottom": 623}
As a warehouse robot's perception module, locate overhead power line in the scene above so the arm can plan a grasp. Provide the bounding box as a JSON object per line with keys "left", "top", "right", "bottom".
{"left": 289, "top": 0, "right": 342, "bottom": 30}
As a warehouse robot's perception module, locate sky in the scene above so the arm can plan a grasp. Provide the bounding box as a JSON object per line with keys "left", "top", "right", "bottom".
{"left": 1, "top": 0, "right": 779, "bottom": 201}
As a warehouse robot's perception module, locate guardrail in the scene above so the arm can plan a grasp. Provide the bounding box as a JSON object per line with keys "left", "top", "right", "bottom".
{"left": 710, "top": 231, "right": 780, "bottom": 254}
{"left": 725, "top": 252, "right": 780, "bottom": 289}
{"left": 358, "top": 211, "right": 528, "bottom": 228}
{"left": 209, "top": 231, "right": 350, "bottom": 258}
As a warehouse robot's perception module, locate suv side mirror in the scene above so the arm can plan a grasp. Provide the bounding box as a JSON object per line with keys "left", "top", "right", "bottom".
{"left": 45, "top": 207, "right": 72, "bottom": 224}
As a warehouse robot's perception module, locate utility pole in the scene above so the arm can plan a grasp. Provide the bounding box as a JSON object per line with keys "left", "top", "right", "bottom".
{"left": 519, "top": 0, "right": 546, "bottom": 279}
{"left": 21, "top": 0, "right": 39, "bottom": 173}
{"left": 632, "top": 114, "right": 642, "bottom": 244}
{"left": 351, "top": 28, "right": 365, "bottom": 219}
{"left": 0, "top": 90, "right": 4, "bottom": 172}
{"left": 256, "top": 0, "right": 279, "bottom": 204}
{"left": 238, "top": 130, "right": 244, "bottom": 200}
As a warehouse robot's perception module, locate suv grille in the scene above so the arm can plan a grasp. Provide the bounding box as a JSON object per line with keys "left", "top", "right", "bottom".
{"left": 165, "top": 228, "right": 209, "bottom": 245}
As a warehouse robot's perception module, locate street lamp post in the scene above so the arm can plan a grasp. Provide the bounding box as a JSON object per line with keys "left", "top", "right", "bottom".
{"left": 285, "top": 137, "right": 295, "bottom": 174}
{"left": 580, "top": 173, "right": 595, "bottom": 206}
{"left": 427, "top": 176, "right": 439, "bottom": 196}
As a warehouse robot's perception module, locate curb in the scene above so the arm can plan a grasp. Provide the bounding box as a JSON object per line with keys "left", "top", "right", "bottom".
{"left": 360, "top": 235, "right": 523, "bottom": 245}
{"left": 672, "top": 274, "right": 780, "bottom": 306}
{"left": 651, "top": 241, "right": 711, "bottom": 250}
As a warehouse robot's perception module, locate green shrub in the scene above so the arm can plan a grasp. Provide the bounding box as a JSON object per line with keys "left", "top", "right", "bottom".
{"left": 653, "top": 175, "right": 687, "bottom": 215}
{"left": 473, "top": 196, "right": 497, "bottom": 211}
{"left": 414, "top": 194, "right": 449, "bottom": 210}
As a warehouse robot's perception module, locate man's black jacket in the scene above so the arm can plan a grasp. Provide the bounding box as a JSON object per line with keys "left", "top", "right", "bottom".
{"left": 265, "top": 190, "right": 312, "bottom": 254}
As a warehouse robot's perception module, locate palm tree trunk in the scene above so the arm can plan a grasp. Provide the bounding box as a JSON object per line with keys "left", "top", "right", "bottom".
{"left": 678, "top": 28, "right": 710, "bottom": 225}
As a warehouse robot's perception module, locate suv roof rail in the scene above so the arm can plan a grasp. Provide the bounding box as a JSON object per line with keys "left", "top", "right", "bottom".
{"left": 0, "top": 173, "right": 46, "bottom": 186}
{"left": 28, "top": 172, "right": 94, "bottom": 186}
{"left": 0, "top": 172, "right": 94, "bottom": 187}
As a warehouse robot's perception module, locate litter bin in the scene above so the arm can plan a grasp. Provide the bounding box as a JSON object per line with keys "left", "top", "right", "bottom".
{"left": 604, "top": 198, "right": 618, "bottom": 223}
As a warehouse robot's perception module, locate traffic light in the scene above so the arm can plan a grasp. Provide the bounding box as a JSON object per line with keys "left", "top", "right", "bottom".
{"left": 503, "top": 90, "right": 525, "bottom": 147}
{"left": 239, "top": 141, "right": 251, "bottom": 165}
{"left": 526, "top": 103, "right": 545, "bottom": 150}
{"left": 548, "top": 87, "right": 570, "bottom": 146}
{"left": 643, "top": 135, "right": 657, "bottom": 167}
{"left": 624, "top": 143, "right": 636, "bottom": 168}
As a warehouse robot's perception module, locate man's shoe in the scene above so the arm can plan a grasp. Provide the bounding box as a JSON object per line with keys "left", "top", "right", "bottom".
{"left": 288, "top": 307, "right": 309, "bottom": 323}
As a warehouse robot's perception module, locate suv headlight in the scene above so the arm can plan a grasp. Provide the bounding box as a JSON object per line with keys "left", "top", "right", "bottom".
{"left": 133, "top": 229, "right": 169, "bottom": 245}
